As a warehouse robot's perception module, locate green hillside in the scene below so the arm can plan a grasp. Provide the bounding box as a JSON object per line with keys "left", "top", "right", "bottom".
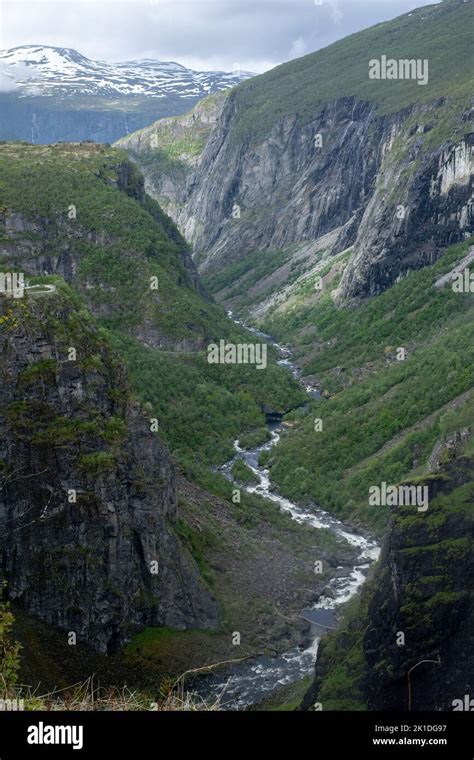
{"left": 0, "top": 142, "right": 305, "bottom": 468}
{"left": 230, "top": 0, "right": 473, "bottom": 144}
{"left": 259, "top": 238, "right": 474, "bottom": 533}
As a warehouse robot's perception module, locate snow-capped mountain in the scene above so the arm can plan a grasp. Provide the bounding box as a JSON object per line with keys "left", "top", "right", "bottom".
{"left": 0, "top": 46, "right": 254, "bottom": 144}
{"left": 0, "top": 45, "right": 253, "bottom": 99}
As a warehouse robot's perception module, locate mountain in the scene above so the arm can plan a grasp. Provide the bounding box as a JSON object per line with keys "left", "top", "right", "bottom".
{"left": 0, "top": 46, "right": 253, "bottom": 144}
{"left": 115, "top": 0, "right": 474, "bottom": 712}
{"left": 0, "top": 141, "right": 328, "bottom": 674}
{"left": 0, "top": 284, "right": 218, "bottom": 654}
{"left": 117, "top": 0, "right": 473, "bottom": 306}
{"left": 1, "top": 0, "right": 472, "bottom": 715}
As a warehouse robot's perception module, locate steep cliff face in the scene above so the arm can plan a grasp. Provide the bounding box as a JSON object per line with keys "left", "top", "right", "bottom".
{"left": 118, "top": 0, "right": 473, "bottom": 305}
{"left": 0, "top": 142, "right": 217, "bottom": 353}
{"left": 300, "top": 422, "right": 473, "bottom": 711}
{"left": 363, "top": 461, "right": 474, "bottom": 710}
{"left": 175, "top": 95, "right": 384, "bottom": 275}
{"left": 0, "top": 288, "right": 218, "bottom": 654}
{"left": 116, "top": 93, "right": 227, "bottom": 222}
{"left": 339, "top": 119, "right": 473, "bottom": 301}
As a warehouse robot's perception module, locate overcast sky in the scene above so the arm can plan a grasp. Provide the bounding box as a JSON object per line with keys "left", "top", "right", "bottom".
{"left": 0, "top": 0, "right": 441, "bottom": 73}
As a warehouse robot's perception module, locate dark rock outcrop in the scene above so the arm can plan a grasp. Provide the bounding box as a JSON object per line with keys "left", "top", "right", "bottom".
{"left": 362, "top": 463, "right": 473, "bottom": 710}
{"left": 302, "top": 452, "right": 473, "bottom": 711}
{"left": 0, "top": 292, "right": 218, "bottom": 653}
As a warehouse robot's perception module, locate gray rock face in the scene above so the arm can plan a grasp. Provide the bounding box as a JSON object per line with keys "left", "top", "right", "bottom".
{"left": 179, "top": 95, "right": 385, "bottom": 276}
{"left": 0, "top": 294, "right": 218, "bottom": 653}
{"left": 115, "top": 92, "right": 227, "bottom": 222}
{"left": 362, "top": 461, "right": 474, "bottom": 711}
{"left": 339, "top": 120, "right": 473, "bottom": 301}
{"left": 122, "top": 92, "right": 473, "bottom": 302}
{"left": 301, "top": 455, "right": 474, "bottom": 712}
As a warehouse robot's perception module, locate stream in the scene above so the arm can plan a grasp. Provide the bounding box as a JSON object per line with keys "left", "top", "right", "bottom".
{"left": 193, "top": 312, "right": 380, "bottom": 710}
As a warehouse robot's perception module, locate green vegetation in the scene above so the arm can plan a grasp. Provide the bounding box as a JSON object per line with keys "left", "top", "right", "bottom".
{"left": 1, "top": 289, "right": 133, "bottom": 478}
{"left": 205, "top": 247, "right": 293, "bottom": 305}
{"left": 108, "top": 330, "right": 304, "bottom": 466}
{"left": 238, "top": 427, "right": 271, "bottom": 449}
{"left": 230, "top": 0, "right": 473, "bottom": 145}
{"left": 175, "top": 518, "right": 218, "bottom": 589}
{"left": 259, "top": 239, "right": 474, "bottom": 532}
{"left": 0, "top": 142, "right": 305, "bottom": 470}
{"left": 231, "top": 459, "right": 260, "bottom": 485}
{"left": 0, "top": 582, "right": 22, "bottom": 695}
{"left": 78, "top": 451, "right": 116, "bottom": 474}
{"left": 0, "top": 141, "right": 222, "bottom": 339}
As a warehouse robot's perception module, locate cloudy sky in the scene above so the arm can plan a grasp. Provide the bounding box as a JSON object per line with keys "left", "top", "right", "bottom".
{"left": 0, "top": 0, "right": 441, "bottom": 73}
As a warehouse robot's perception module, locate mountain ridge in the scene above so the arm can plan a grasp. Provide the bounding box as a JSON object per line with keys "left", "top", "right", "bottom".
{"left": 0, "top": 45, "right": 254, "bottom": 144}
{"left": 0, "top": 45, "right": 253, "bottom": 99}
{"left": 116, "top": 0, "right": 473, "bottom": 305}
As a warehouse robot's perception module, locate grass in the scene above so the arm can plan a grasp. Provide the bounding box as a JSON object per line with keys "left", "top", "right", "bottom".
{"left": 4, "top": 676, "right": 221, "bottom": 711}
{"left": 259, "top": 239, "right": 474, "bottom": 532}
{"left": 0, "top": 141, "right": 306, "bottom": 469}
{"left": 229, "top": 0, "right": 473, "bottom": 145}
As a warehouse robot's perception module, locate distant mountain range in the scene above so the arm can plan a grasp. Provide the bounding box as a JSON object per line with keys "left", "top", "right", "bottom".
{"left": 0, "top": 45, "right": 254, "bottom": 144}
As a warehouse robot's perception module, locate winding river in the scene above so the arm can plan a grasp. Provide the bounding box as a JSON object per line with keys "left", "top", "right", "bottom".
{"left": 194, "top": 313, "right": 380, "bottom": 710}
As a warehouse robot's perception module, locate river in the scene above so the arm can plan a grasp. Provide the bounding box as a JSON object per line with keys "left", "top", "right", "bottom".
{"left": 193, "top": 312, "right": 380, "bottom": 710}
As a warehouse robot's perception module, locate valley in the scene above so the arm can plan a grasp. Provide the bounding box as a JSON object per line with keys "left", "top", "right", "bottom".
{"left": 189, "top": 321, "right": 380, "bottom": 710}
{"left": 0, "top": 0, "right": 472, "bottom": 717}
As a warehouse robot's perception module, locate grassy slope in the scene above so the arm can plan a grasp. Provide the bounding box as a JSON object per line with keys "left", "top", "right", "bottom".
{"left": 0, "top": 142, "right": 212, "bottom": 338}
{"left": 230, "top": 0, "right": 473, "bottom": 144}
{"left": 0, "top": 143, "right": 324, "bottom": 696}
{"left": 0, "top": 142, "right": 305, "bottom": 468}
{"left": 257, "top": 239, "right": 474, "bottom": 533}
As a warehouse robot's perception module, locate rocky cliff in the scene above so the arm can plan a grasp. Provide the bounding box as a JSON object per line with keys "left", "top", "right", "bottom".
{"left": 0, "top": 142, "right": 216, "bottom": 353}
{"left": 117, "top": 0, "right": 473, "bottom": 305}
{"left": 301, "top": 425, "right": 473, "bottom": 711}
{"left": 117, "top": 92, "right": 227, "bottom": 222}
{"left": 0, "top": 287, "right": 218, "bottom": 654}
{"left": 363, "top": 461, "right": 473, "bottom": 710}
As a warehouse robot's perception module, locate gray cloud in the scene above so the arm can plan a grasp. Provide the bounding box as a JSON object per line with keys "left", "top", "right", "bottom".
{"left": 0, "top": 0, "right": 441, "bottom": 73}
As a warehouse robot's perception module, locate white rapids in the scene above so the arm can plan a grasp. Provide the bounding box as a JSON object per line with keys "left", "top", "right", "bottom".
{"left": 192, "top": 314, "right": 380, "bottom": 710}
